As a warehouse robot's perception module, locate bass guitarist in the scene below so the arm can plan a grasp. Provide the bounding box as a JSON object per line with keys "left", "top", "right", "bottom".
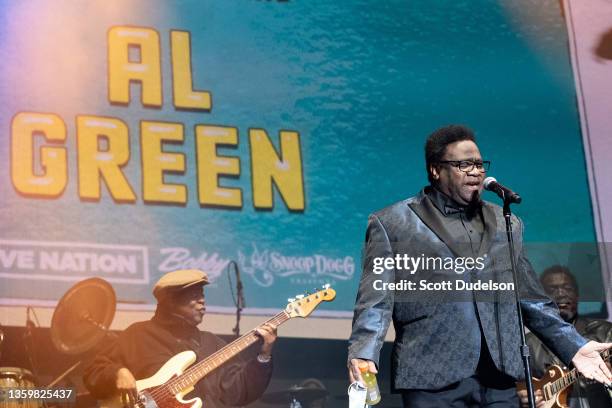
{"left": 83, "top": 269, "right": 277, "bottom": 408}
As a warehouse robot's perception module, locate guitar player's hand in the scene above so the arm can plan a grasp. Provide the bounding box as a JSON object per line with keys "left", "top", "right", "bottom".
{"left": 571, "top": 341, "right": 612, "bottom": 386}
{"left": 116, "top": 367, "right": 137, "bottom": 408}
{"left": 517, "top": 388, "right": 545, "bottom": 408}
{"left": 256, "top": 322, "right": 278, "bottom": 357}
{"left": 348, "top": 358, "right": 377, "bottom": 385}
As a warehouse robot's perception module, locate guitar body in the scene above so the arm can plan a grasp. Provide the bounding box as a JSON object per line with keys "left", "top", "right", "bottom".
{"left": 517, "top": 365, "right": 569, "bottom": 408}
{"left": 100, "top": 351, "right": 201, "bottom": 408}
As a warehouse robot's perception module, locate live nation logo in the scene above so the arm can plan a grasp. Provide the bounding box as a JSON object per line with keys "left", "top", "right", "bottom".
{"left": 0, "top": 239, "right": 149, "bottom": 283}
{"left": 237, "top": 244, "right": 355, "bottom": 287}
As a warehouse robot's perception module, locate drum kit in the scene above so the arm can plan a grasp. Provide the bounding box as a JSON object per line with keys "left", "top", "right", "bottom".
{"left": 0, "top": 278, "right": 117, "bottom": 408}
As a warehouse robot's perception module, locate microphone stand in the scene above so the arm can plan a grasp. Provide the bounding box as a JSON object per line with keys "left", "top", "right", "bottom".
{"left": 502, "top": 194, "right": 536, "bottom": 408}
{"left": 228, "top": 261, "right": 245, "bottom": 337}
{"left": 23, "top": 307, "right": 40, "bottom": 379}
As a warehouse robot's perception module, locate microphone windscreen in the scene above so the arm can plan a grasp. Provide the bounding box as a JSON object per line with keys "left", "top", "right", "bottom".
{"left": 483, "top": 177, "right": 497, "bottom": 190}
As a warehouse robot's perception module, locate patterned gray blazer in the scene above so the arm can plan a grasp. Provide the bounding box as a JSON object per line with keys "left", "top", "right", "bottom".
{"left": 347, "top": 190, "right": 587, "bottom": 390}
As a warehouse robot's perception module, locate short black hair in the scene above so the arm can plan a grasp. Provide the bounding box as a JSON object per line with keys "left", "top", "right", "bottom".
{"left": 540, "top": 265, "right": 578, "bottom": 294}
{"left": 425, "top": 125, "right": 476, "bottom": 183}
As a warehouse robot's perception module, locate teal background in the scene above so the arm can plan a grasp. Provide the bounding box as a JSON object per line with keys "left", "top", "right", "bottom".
{"left": 0, "top": 0, "right": 602, "bottom": 314}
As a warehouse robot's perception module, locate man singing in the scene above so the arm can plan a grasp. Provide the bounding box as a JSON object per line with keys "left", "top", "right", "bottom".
{"left": 84, "top": 269, "right": 277, "bottom": 408}
{"left": 347, "top": 125, "right": 612, "bottom": 407}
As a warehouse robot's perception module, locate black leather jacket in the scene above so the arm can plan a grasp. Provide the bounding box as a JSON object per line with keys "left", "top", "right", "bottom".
{"left": 527, "top": 317, "right": 612, "bottom": 407}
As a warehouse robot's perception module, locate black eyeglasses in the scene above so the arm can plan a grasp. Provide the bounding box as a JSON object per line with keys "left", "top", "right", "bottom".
{"left": 437, "top": 160, "right": 490, "bottom": 173}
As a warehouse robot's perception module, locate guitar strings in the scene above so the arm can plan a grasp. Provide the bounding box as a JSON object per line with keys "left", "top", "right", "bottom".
{"left": 544, "top": 349, "right": 610, "bottom": 400}
{"left": 141, "top": 288, "right": 330, "bottom": 404}
{"left": 142, "top": 312, "right": 289, "bottom": 404}
{"left": 158, "top": 313, "right": 288, "bottom": 396}
{"left": 144, "top": 313, "right": 287, "bottom": 403}
{"left": 178, "top": 313, "right": 289, "bottom": 382}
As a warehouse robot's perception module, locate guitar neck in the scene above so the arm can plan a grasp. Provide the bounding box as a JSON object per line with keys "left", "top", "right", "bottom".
{"left": 166, "top": 311, "right": 290, "bottom": 392}
{"left": 546, "top": 349, "right": 610, "bottom": 397}
{"left": 155, "top": 286, "right": 337, "bottom": 396}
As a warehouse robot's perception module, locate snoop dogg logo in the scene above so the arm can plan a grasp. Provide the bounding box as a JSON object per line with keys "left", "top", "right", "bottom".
{"left": 237, "top": 244, "right": 354, "bottom": 287}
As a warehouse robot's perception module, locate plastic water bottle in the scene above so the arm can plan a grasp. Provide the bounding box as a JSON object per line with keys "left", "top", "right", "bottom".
{"left": 358, "top": 362, "right": 381, "bottom": 405}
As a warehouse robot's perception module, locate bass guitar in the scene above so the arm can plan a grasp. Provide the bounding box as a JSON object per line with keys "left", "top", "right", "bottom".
{"left": 100, "top": 285, "right": 336, "bottom": 408}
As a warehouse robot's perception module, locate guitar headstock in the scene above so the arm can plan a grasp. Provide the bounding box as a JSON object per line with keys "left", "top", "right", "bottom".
{"left": 285, "top": 284, "right": 336, "bottom": 318}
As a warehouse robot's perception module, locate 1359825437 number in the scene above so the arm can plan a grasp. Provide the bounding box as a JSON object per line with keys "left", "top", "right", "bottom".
{"left": 0, "top": 388, "right": 75, "bottom": 402}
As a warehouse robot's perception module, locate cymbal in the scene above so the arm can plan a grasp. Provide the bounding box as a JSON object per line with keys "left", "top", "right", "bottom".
{"left": 50, "top": 278, "right": 116, "bottom": 355}
{"left": 261, "top": 385, "right": 329, "bottom": 405}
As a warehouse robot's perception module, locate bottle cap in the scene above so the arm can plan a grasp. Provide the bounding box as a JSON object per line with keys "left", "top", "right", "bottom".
{"left": 358, "top": 361, "right": 369, "bottom": 373}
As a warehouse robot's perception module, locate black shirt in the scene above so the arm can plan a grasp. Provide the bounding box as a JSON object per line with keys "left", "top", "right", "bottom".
{"left": 426, "top": 186, "right": 484, "bottom": 257}
{"left": 427, "top": 186, "right": 514, "bottom": 385}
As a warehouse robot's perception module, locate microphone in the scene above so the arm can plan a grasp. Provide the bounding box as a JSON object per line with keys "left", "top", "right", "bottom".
{"left": 483, "top": 177, "right": 522, "bottom": 204}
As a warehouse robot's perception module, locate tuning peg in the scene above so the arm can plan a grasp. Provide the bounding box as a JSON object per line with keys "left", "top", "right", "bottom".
{"left": 295, "top": 294, "right": 305, "bottom": 299}
{"left": 288, "top": 298, "right": 296, "bottom": 302}
{"left": 323, "top": 283, "right": 330, "bottom": 289}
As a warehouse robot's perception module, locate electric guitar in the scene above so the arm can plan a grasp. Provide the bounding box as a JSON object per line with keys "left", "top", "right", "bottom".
{"left": 516, "top": 349, "right": 610, "bottom": 408}
{"left": 100, "top": 285, "right": 336, "bottom": 408}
